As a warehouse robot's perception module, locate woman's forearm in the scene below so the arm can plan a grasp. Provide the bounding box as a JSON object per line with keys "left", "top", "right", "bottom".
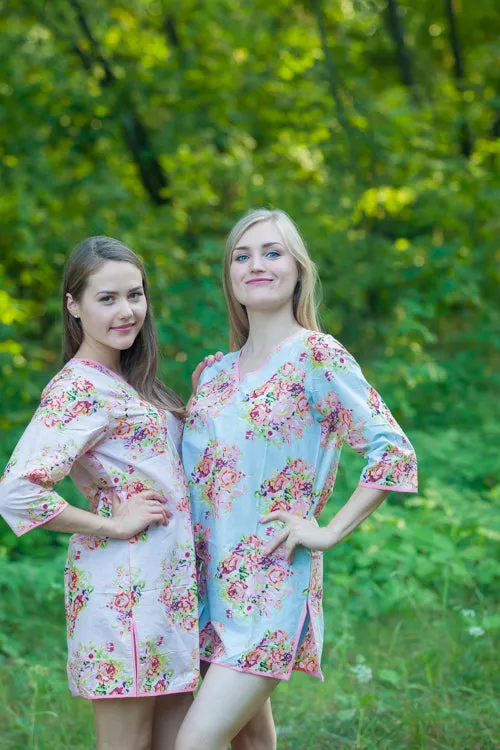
{"left": 326, "top": 485, "right": 389, "bottom": 545}
{"left": 42, "top": 504, "right": 117, "bottom": 537}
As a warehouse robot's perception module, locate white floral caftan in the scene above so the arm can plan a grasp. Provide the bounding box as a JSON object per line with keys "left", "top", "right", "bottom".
{"left": 182, "top": 330, "right": 417, "bottom": 681}
{"left": 0, "top": 359, "right": 199, "bottom": 699}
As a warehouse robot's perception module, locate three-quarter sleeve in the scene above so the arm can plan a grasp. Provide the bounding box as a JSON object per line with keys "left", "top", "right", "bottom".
{"left": 306, "top": 334, "right": 417, "bottom": 493}
{"left": 0, "top": 373, "right": 111, "bottom": 536}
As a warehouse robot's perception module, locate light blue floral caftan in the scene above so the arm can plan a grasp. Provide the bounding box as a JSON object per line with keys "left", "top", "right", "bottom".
{"left": 182, "top": 330, "right": 417, "bottom": 681}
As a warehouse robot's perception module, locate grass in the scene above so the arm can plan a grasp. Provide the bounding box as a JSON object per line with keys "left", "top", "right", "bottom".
{"left": 273, "top": 608, "right": 498, "bottom": 749}
{"left": 0, "top": 556, "right": 498, "bottom": 749}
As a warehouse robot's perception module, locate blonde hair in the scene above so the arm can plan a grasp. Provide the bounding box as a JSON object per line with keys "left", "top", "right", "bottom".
{"left": 223, "top": 208, "right": 321, "bottom": 350}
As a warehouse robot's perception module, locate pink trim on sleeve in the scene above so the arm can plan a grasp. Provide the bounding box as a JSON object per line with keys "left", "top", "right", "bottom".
{"left": 14, "top": 500, "right": 69, "bottom": 537}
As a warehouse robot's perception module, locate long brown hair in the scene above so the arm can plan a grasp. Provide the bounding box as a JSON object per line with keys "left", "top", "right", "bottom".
{"left": 62, "top": 236, "right": 185, "bottom": 416}
{"left": 223, "top": 208, "right": 322, "bottom": 350}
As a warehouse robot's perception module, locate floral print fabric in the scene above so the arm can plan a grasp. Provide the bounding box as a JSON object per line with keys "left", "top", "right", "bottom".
{"left": 0, "top": 359, "right": 199, "bottom": 699}
{"left": 182, "top": 330, "right": 417, "bottom": 681}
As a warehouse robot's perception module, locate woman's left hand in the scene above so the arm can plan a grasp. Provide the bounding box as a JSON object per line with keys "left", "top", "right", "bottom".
{"left": 191, "top": 351, "right": 224, "bottom": 393}
{"left": 259, "top": 511, "right": 339, "bottom": 563}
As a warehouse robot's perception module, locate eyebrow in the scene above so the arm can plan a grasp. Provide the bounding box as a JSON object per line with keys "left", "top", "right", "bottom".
{"left": 233, "top": 241, "right": 285, "bottom": 252}
{"left": 95, "top": 285, "right": 143, "bottom": 296}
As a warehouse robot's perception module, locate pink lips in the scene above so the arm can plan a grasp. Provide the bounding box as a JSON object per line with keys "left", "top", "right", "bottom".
{"left": 112, "top": 324, "right": 135, "bottom": 333}
{"left": 246, "top": 279, "right": 273, "bottom": 285}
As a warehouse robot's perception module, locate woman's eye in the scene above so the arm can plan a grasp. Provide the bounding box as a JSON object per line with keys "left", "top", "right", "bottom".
{"left": 99, "top": 296, "right": 113, "bottom": 303}
{"left": 234, "top": 254, "right": 249, "bottom": 262}
{"left": 266, "top": 251, "right": 280, "bottom": 259}
{"left": 129, "top": 291, "right": 143, "bottom": 300}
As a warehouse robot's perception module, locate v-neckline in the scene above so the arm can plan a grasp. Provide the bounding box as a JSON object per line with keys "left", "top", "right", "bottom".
{"left": 69, "top": 357, "right": 128, "bottom": 384}
{"left": 235, "top": 328, "right": 306, "bottom": 384}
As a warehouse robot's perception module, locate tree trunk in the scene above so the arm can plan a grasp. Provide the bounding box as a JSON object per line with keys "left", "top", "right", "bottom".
{"left": 444, "top": 0, "right": 473, "bottom": 157}
{"left": 385, "top": 0, "right": 416, "bottom": 89}
{"left": 65, "top": 0, "right": 171, "bottom": 204}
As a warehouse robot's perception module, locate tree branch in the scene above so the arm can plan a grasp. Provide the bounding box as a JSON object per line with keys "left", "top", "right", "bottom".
{"left": 313, "top": 0, "right": 360, "bottom": 179}
{"left": 62, "top": 0, "right": 170, "bottom": 203}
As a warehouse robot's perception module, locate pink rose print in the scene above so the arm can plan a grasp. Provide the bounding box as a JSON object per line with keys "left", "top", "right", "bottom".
{"left": 189, "top": 369, "right": 235, "bottom": 431}
{"left": 26, "top": 467, "right": 50, "bottom": 485}
{"left": 216, "top": 534, "right": 295, "bottom": 618}
{"left": 189, "top": 440, "right": 246, "bottom": 518}
{"left": 258, "top": 458, "right": 318, "bottom": 518}
{"left": 226, "top": 580, "right": 249, "bottom": 603}
{"left": 237, "top": 629, "right": 295, "bottom": 677}
{"left": 243, "top": 362, "right": 312, "bottom": 445}
{"left": 97, "top": 661, "right": 118, "bottom": 684}
{"left": 71, "top": 400, "right": 92, "bottom": 417}
{"left": 145, "top": 654, "right": 161, "bottom": 678}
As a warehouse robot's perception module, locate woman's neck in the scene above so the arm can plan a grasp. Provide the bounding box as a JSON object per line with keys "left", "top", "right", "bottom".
{"left": 243, "top": 307, "right": 303, "bottom": 358}
{"left": 74, "top": 341, "right": 121, "bottom": 374}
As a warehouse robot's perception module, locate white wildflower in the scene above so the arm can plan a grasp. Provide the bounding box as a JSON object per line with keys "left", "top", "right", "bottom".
{"left": 461, "top": 609, "right": 476, "bottom": 618}
{"left": 468, "top": 626, "right": 485, "bottom": 638}
{"left": 352, "top": 664, "right": 373, "bottom": 683}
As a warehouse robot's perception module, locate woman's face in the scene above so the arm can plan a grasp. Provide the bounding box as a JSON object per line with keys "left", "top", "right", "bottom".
{"left": 67, "top": 261, "right": 148, "bottom": 356}
{"left": 229, "top": 220, "right": 299, "bottom": 313}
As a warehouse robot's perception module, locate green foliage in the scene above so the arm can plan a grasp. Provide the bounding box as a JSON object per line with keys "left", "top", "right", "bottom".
{"left": 0, "top": 2, "right": 499, "bottom": 745}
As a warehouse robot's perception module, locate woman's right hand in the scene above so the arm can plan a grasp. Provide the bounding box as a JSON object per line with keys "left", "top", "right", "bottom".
{"left": 110, "top": 490, "right": 171, "bottom": 540}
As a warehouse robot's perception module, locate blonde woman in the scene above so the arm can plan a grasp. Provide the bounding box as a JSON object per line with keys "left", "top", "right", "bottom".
{"left": 179, "top": 209, "right": 418, "bottom": 750}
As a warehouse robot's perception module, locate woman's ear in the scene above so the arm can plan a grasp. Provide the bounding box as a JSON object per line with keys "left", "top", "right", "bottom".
{"left": 66, "top": 293, "right": 80, "bottom": 319}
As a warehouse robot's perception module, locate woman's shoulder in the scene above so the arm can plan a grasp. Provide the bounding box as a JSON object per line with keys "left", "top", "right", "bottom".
{"left": 200, "top": 351, "right": 236, "bottom": 381}
{"left": 296, "top": 329, "right": 351, "bottom": 359}
{"left": 41, "top": 359, "right": 124, "bottom": 401}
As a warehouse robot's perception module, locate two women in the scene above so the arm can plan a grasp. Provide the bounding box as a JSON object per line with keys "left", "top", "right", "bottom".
{"left": 1, "top": 209, "right": 417, "bottom": 750}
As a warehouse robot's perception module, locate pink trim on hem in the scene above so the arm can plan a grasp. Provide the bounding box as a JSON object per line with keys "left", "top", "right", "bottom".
{"left": 358, "top": 481, "right": 418, "bottom": 494}
{"left": 298, "top": 599, "right": 325, "bottom": 683}
{"left": 288, "top": 602, "right": 309, "bottom": 677}
{"left": 130, "top": 619, "right": 140, "bottom": 698}
{"left": 199, "top": 599, "right": 322, "bottom": 683}
{"left": 200, "top": 656, "right": 289, "bottom": 682}
{"left": 15, "top": 501, "right": 69, "bottom": 538}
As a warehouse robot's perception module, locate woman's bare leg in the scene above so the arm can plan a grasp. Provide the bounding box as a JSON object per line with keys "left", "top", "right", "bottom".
{"left": 152, "top": 693, "right": 194, "bottom": 750}
{"left": 175, "top": 664, "right": 279, "bottom": 750}
{"left": 199, "top": 661, "right": 276, "bottom": 750}
{"left": 92, "top": 697, "right": 155, "bottom": 750}
{"left": 231, "top": 698, "right": 277, "bottom": 750}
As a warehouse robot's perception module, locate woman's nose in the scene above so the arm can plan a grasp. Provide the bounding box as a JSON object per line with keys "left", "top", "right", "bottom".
{"left": 118, "top": 300, "right": 133, "bottom": 318}
{"left": 249, "top": 254, "right": 265, "bottom": 271}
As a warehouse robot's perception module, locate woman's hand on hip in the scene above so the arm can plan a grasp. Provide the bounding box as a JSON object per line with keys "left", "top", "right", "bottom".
{"left": 259, "top": 511, "right": 339, "bottom": 563}
{"left": 110, "top": 490, "right": 171, "bottom": 540}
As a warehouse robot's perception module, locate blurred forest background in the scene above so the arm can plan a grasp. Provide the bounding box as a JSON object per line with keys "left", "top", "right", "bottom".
{"left": 0, "top": 0, "right": 499, "bottom": 748}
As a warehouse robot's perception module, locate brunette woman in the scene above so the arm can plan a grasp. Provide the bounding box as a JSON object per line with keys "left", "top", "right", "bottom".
{"left": 0, "top": 237, "right": 199, "bottom": 750}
